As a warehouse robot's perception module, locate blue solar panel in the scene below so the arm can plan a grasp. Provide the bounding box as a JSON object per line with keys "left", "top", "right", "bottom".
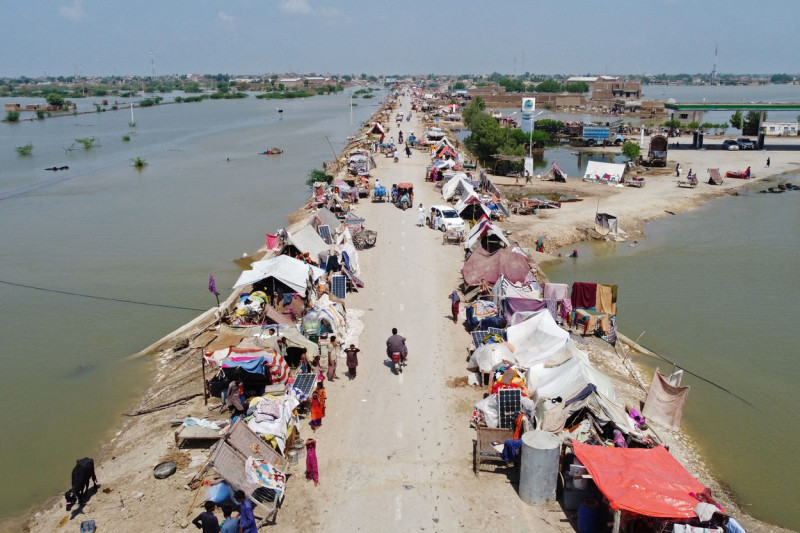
{"left": 293, "top": 373, "right": 316, "bottom": 397}
{"left": 318, "top": 225, "right": 332, "bottom": 245}
{"left": 488, "top": 327, "right": 507, "bottom": 341}
{"left": 498, "top": 389, "right": 521, "bottom": 429}
{"left": 471, "top": 330, "right": 489, "bottom": 348}
{"left": 331, "top": 274, "right": 346, "bottom": 299}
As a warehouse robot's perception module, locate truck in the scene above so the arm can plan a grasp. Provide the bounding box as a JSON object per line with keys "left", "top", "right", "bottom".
{"left": 644, "top": 135, "right": 668, "bottom": 167}
{"left": 573, "top": 125, "right": 625, "bottom": 147}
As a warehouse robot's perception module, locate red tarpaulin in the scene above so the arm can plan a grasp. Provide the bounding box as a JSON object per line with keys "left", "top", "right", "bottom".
{"left": 572, "top": 440, "right": 707, "bottom": 519}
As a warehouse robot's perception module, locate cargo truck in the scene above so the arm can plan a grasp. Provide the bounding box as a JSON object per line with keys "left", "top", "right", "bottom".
{"left": 573, "top": 125, "right": 625, "bottom": 147}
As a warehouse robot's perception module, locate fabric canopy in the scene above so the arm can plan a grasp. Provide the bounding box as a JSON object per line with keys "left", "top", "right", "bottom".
{"left": 572, "top": 440, "right": 708, "bottom": 519}
{"left": 286, "top": 224, "right": 329, "bottom": 260}
{"left": 233, "top": 254, "right": 325, "bottom": 294}
{"left": 506, "top": 311, "right": 570, "bottom": 369}
{"left": 584, "top": 161, "right": 625, "bottom": 183}
{"left": 463, "top": 218, "right": 510, "bottom": 252}
{"left": 462, "top": 246, "right": 528, "bottom": 287}
{"left": 642, "top": 371, "right": 690, "bottom": 431}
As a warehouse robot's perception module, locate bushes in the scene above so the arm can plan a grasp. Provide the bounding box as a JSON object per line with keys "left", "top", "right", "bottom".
{"left": 5, "top": 111, "right": 20, "bottom": 122}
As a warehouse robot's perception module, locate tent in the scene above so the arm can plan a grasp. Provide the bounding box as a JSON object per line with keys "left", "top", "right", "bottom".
{"left": 314, "top": 208, "right": 341, "bottom": 231}
{"left": 462, "top": 247, "right": 531, "bottom": 287}
{"left": 285, "top": 224, "right": 329, "bottom": 261}
{"left": 584, "top": 161, "right": 626, "bottom": 184}
{"left": 233, "top": 255, "right": 325, "bottom": 295}
{"left": 454, "top": 192, "right": 491, "bottom": 222}
{"left": 506, "top": 311, "right": 570, "bottom": 369}
{"left": 467, "top": 343, "right": 514, "bottom": 374}
{"left": 594, "top": 213, "right": 619, "bottom": 238}
{"left": 441, "top": 174, "right": 474, "bottom": 201}
{"left": 572, "top": 440, "right": 709, "bottom": 520}
{"left": 524, "top": 344, "right": 616, "bottom": 402}
{"left": 537, "top": 384, "right": 633, "bottom": 434}
{"left": 368, "top": 122, "right": 385, "bottom": 135}
{"left": 463, "top": 217, "right": 510, "bottom": 253}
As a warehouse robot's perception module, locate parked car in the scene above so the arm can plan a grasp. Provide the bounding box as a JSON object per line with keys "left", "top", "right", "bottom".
{"left": 722, "top": 140, "right": 740, "bottom": 151}
{"left": 736, "top": 138, "right": 756, "bottom": 150}
{"left": 428, "top": 205, "right": 465, "bottom": 232}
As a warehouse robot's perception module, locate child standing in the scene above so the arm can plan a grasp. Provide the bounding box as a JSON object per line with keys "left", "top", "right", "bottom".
{"left": 345, "top": 343, "right": 360, "bottom": 379}
{"left": 305, "top": 439, "right": 319, "bottom": 486}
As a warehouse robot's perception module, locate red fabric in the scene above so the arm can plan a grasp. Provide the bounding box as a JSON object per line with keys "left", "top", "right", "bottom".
{"left": 266, "top": 233, "right": 280, "bottom": 250}
{"left": 570, "top": 282, "right": 597, "bottom": 309}
{"left": 572, "top": 440, "right": 707, "bottom": 519}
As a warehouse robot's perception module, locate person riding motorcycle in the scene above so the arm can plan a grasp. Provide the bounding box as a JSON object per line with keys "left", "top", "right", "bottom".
{"left": 386, "top": 328, "right": 407, "bottom": 366}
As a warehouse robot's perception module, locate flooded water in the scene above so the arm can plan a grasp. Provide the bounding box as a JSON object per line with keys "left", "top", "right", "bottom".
{"left": 0, "top": 88, "right": 382, "bottom": 517}
{"left": 545, "top": 190, "right": 800, "bottom": 530}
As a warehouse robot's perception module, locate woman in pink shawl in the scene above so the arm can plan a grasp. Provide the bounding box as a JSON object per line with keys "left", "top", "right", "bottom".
{"left": 305, "top": 439, "right": 319, "bottom": 486}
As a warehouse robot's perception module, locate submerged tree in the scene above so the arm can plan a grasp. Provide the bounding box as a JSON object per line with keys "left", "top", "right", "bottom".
{"left": 16, "top": 143, "right": 33, "bottom": 156}
{"left": 75, "top": 137, "right": 97, "bottom": 150}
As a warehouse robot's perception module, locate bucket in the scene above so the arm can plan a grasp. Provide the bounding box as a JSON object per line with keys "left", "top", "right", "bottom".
{"left": 577, "top": 498, "right": 599, "bottom": 533}
{"left": 287, "top": 450, "right": 298, "bottom": 465}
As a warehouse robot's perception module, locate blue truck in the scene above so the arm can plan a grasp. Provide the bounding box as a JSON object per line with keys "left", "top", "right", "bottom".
{"left": 576, "top": 125, "right": 625, "bottom": 147}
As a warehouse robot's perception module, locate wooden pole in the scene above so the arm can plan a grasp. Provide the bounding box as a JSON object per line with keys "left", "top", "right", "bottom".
{"left": 612, "top": 510, "right": 621, "bottom": 533}
{"left": 201, "top": 357, "right": 208, "bottom": 406}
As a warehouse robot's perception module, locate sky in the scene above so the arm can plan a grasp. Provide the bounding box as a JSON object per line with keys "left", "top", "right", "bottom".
{"left": 2, "top": 0, "right": 799, "bottom": 78}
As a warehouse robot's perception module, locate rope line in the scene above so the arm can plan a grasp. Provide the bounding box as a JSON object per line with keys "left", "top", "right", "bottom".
{"left": 0, "top": 279, "right": 207, "bottom": 312}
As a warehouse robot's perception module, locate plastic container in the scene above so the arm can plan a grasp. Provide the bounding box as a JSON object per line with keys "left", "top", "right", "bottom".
{"left": 577, "top": 497, "right": 599, "bottom": 533}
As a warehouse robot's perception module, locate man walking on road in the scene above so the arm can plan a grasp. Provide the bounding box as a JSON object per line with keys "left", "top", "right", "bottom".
{"left": 417, "top": 204, "right": 425, "bottom": 226}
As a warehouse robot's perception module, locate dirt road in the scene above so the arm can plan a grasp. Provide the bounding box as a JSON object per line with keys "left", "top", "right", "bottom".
{"left": 279, "top": 94, "right": 570, "bottom": 532}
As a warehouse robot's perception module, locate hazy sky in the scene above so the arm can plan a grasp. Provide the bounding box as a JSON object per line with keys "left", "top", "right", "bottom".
{"left": 3, "top": 0, "right": 799, "bottom": 77}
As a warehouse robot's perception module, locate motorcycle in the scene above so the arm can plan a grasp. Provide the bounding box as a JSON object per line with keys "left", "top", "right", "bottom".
{"left": 390, "top": 351, "right": 405, "bottom": 374}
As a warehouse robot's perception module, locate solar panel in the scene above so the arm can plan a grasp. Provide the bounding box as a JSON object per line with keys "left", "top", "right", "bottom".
{"left": 498, "top": 389, "right": 522, "bottom": 429}
{"left": 292, "top": 373, "right": 317, "bottom": 397}
{"left": 331, "top": 274, "right": 346, "bottom": 299}
{"left": 471, "top": 330, "right": 489, "bottom": 348}
{"left": 488, "top": 327, "right": 507, "bottom": 341}
{"left": 318, "top": 225, "right": 332, "bottom": 245}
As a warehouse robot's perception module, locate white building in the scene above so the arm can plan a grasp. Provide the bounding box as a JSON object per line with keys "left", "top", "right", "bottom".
{"left": 762, "top": 121, "right": 798, "bottom": 136}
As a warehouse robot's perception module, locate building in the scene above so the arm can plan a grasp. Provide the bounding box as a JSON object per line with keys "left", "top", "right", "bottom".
{"left": 762, "top": 121, "right": 799, "bottom": 136}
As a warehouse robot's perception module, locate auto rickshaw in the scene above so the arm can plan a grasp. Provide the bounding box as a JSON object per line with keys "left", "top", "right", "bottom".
{"left": 395, "top": 182, "right": 414, "bottom": 210}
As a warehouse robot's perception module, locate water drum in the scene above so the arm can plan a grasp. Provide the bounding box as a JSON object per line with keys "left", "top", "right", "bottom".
{"left": 577, "top": 497, "right": 600, "bottom": 533}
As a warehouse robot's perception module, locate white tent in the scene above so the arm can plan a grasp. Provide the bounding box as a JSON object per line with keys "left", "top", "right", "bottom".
{"left": 468, "top": 343, "right": 513, "bottom": 373}
{"left": 286, "top": 224, "right": 329, "bottom": 260}
{"left": 233, "top": 255, "right": 325, "bottom": 294}
{"left": 525, "top": 347, "right": 616, "bottom": 404}
{"left": 454, "top": 191, "right": 492, "bottom": 220}
{"left": 463, "top": 218, "right": 510, "bottom": 251}
{"left": 441, "top": 173, "right": 474, "bottom": 201}
{"left": 583, "top": 161, "right": 626, "bottom": 184}
{"left": 506, "top": 310, "right": 570, "bottom": 369}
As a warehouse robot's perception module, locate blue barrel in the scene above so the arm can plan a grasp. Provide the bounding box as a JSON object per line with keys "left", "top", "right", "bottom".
{"left": 577, "top": 498, "right": 599, "bottom": 533}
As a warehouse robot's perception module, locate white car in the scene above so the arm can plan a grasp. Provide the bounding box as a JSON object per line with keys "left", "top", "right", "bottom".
{"left": 429, "top": 205, "right": 465, "bottom": 232}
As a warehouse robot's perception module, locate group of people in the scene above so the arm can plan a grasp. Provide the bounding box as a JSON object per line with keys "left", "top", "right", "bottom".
{"left": 191, "top": 490, "right": 258, "bottom": 533}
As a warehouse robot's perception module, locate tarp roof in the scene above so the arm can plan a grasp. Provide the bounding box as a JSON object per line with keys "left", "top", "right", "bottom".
{"left": 463, "top": 218, "right": 511, "bottom": 252}
{"left": 462, "top": 245, "right": 530, "bottom": 286}
{"left": 524, "top": 340, "right": 616, "bottom": 401}
{"left": 454, "top": 192, "right": 491, "bottom": 220}
{"left": 233, "top": 255, "right": 325, "bottom": 294}
{"left": 314, "top": 208, "right": 341, "bottom": 230}
{"left": 286, "top": 224, "right": 329, "bottom": 260}
{"left": 572, "top": 441, "right": 708, "bottom": 519}
{"left": 441, "top": 174, "right": 474, "bottom": 201}
{"left": 584, "top": 161, "right": 626, "bottom": 183}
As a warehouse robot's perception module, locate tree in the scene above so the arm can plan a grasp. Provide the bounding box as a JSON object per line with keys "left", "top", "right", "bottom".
{"left": 46, "top": 92, "right": 65, "bottom": 109}
{"left": 743, "top": 110, "right": 764, "bottom": 135}
{"left": 622, "top": 141, "right": 641, "bottom": 160}
{"left": 452, "top": 81, "right": 466, "bottom": 90}
{"left": 5, "top": 111, "right": 20, "bottom": 122}
{"left": 771, "top": 74, "right": 793, "bottom": 84}
{"left": 729, "top": 110, "right": 743, "bottom": 130}
{"left": 306, "top": 168, "right": 333, "bottom": 187}
{"left": 662, "top": 119, "right": 681, "bottom": 129}
{"left": 563, "top": 82, "right": 589, "bottom": 93}
{"left": 535, "top": 79, "right": 562, "bottom": 93}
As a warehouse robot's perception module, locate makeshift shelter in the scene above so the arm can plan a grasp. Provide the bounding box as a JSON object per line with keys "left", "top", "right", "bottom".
{"left": 572, "top": 440, "right": 709, "bottom": 520}
{"left": 463, "top": 217, "right": 510, "bottom": 253}
{"left": 441, "top": 173, "right": 474, "bottom": 201}
{"left": 284, "top": 224, "right": 329, "bottom": 263}
{"left": 368, "top": 122, "right": 385, "bottom": 135}
{"left": 454, "top": 192, "right": 491, "bottom": 222}
{"left": 506, "top": 311, "right": 571, "bottom": 369}
{"left": 462, "top": 247, "right": 531, "bottom": 287}
{"left": 584, "top": 161, "right": 625, "bottom": 184}
{"left": 525, "top": 344, "right": 617, "bottom": 403}
{"left": 541, "top": 161, "right": 567, "bottom": 182}
{"left": 233, "top": 255, "right": 325, "bottom": 295}
{"left": 594, "top": 213, "right": 619, "bottom": 238}
{"left": 467, "top": 343, "right": 514, "bottom": 374}
{"left": 707, "top": 168, "right": 723, "bottom": 185}
{"left": 537, "top": 384, "right": 634, "bottom": 435}
{"left": 313, "top": 208, "right": 341, "bottom": 232}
